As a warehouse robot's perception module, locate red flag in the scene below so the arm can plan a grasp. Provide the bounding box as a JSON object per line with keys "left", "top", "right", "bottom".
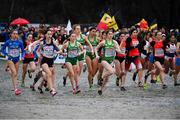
{"left": 97, "top": 13, "right": 112, "bottom": 31}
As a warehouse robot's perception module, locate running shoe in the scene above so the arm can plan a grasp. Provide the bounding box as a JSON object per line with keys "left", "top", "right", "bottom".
{"left": 76, "top": 86, "right": 81, "bottom": 94}
{"left": 15, "top": 89, "right": 22, "bottom": 95}
{"left": 156, "top": 75, "right": 160, "bottom": 83}
{"left": 169, "top": 71, "right": 173, "bottom": 77}
{"left": 89, "top": 79, "right": 93, "bottom": 88}
{"left": 150, "top": 79, "right": 157, "bottom": 84}
{"left": 144, "top": 72, "right": 150, "bottom": 81}
{"left": 30, "top": 85, "right": 35, "bottom": 91}
{"left": 116, "top": 77, "right": 119, "bottom": 86}
{"left": 50, "top": 90, "right": 57, "bottom": 96}
{"left": 63, "top": 76, "right": 67, "bottom": 87}
{"left": 28, "top": 70, "right": 32, "bottom": 78}
{"left": 72, "top": 89, "right": 76, "bottom": 94}
{"left": 138, "top": 82, "right": 143, "bottom": 88}
{"left": 45, "top": 87, "right": 49, "bottom": 91}
{"left": 38, "top": 87, "right": 43, "bottom": 94}
{"left": 83, "top": 64, "right": 87, "bottom": 73}
{"left": 132, "top": 72, "right": 137, "bottom": 81}
{"left": 143, "top": 83, "right": 148, "bottom": 90}
{"left": 21, "top": 81, "right": 25, "bottom": 87}
{"left": 98, "top": 78, "right": 103, "bottom": 86}
{"left": 174, "top": 83, "right": 180, "bottom": 86}
{"left": 162, "top": 84, "right": 167, "bottom": 89}
{"left": 120, "top": 87, "right": 126, "bottom": 91}
{"left": 98, "top": 89, "right": 102, "bottom": 95}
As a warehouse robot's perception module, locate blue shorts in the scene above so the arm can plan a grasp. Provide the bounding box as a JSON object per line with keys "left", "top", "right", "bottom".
{"left": 175, "top": 58, "right": 180, "bottom": 66}
{"left": 148, "top": 54, "right": 154, "bottom": 63}
{"left": 8, "top": 57, "right": 20, "bottom": 64}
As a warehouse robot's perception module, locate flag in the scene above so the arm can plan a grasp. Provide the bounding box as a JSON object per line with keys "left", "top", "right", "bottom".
{"left": 107, "top": 16, "right": 119, "bottom": 31}
{"left": 97, "top": 13, "right": 111, "bottom": 31}
{"left": 65, "top": 20, "right": 72, "bottom": 35}
{"left": 139, "top": 18, "right": 149, "bottom": 30}
{"left": 97, "top": 13, "right": 119, "bottom": 31}
{"left": 149, "top": 19, "right": 158, "bottom": 31}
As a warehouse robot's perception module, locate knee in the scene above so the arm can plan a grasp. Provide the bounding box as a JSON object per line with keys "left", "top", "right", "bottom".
{"left": 69, "top": 71, "right": 74, "bottom": 77}
{"left": 121, "top": 71, "right": 126, "bottom": 76}
{"left": 88, "top": 69, "right": 93, "bottom": 75}
{"left": 109, "top": 69, "right": 115, "bottom": 75}
{"left": 31, "top": 66, "right": 36, "bottom": 72}
{"left": 47, "top": 72, "right": 52, "bottom": 78}
{"left": 160, "top": 68, "right": 165, "bottom": 72}
{"left": 12, "top": 70, "right": 17, "bottom": 77}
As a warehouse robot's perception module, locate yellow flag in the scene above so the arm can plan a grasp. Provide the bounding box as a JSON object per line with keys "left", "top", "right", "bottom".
{"left": 100, "top": 13, "right": 112, "bottom": 24}
{"left": 97, "top": 13, "right": 119, "bottom": 31}
{"left": 107, "top": 16, "right": 119, "bottom": 31}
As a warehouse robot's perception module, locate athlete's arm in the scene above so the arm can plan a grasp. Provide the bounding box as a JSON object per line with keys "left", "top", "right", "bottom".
{"left": 114, "top": 40, "right": 121, "bottom": 53}
{"left": 83, "top": 35, "right": 94, "bottom": 53}
{"left": 31, "top": 38, "right": 43, "bottom": 48}
{"left": 78, "top": 42, "right": 85, "bottom": 56}
{"left": 1, "top": 40, "right": 9, "bottom": 56}
{"left": 176, "top": 42, "right": 180, "bottom": 53}
{"left": 56, "top": 42, "right": 68, "bottom": 55}
{"left": 36, "top": 42, "right": 43, "bottom": 58}
{"left": 95, "top": 41, "right": 105, "bottom": 58}
{"left": 19, "top": 41, "right": 25, "bottom": 59}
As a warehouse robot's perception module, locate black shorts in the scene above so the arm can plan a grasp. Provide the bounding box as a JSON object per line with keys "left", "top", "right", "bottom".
{"left": 154, "top": 57, "right": 165, "bottom": 65}
{"left": 126, "top": 56, "right": 139, "bottom": 63}
{"left": 23, "top": 58, "right": 34, "bottom": 64}
{"left": 115, "top": 56, "right": 125, "bottom": 63}
{"left": 41, "top": 57, "right": 54, "bottom": 67}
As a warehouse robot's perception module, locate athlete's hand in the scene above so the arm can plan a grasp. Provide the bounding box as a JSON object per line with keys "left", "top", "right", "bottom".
{"left": 91, "top": 50, "right": 94, "bottom": 55}
{"left": 62, "top": 53, "right": 67, "bottom": 56}
{"left": 96, "top": 55, "right": 100, "bottom": 59}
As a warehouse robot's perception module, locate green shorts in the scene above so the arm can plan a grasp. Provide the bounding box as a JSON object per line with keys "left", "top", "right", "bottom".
{"left": 65, "top": 57, "right": 77, "bottom": 66}
{"left": 77, "top": 53, "right": 85, "bottom": 61}
{"left": 98, "top": 57, "right": 102, "bottom": 63}
{"left": 86, "top": 52, "right": 95, "bottom": 60}
{"left": 101, "top": 58, "right": 114, "bottom": 64}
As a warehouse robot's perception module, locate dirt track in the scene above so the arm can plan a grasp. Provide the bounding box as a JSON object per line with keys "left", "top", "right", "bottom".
{"left": 0, "top": 60, "right": 180, "bottom": 119}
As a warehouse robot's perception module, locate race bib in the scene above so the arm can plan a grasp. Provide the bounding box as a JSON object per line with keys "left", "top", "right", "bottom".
{"left": 25, "top": 49, "right": 31, "bottom": 54}
{"left": 105, "top": 48, "right": 115, "bottom": 57}
{"left": 132, "top": 41, "right": 139, "bottom": 47}
{"left": 43, "top": 46, "right": 54, "bottom": 57}
{"left": 9, "top": 49, "right": 20, "bottom": 57}
{"left": 86, "top": 46, "right": 91, "bottom": 52}
{"left": 144, "top": 41, "right": 149, "bottom": 50}
{"left": 155, "top": 48, "right": 164, "bottom": 56}
{"left": 86, "top": 46, "right": 96, "bottom": 52}
{"left": 68, "top": 49, "right": 78, "bottom": 58}
{"left": 121, "top": 48, "right": 126, "bottom": 54}
{"left": 169, "top": 45, "right": 176, "bottom": 53}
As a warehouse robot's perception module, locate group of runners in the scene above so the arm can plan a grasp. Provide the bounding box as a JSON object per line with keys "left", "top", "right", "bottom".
{"left": 1, "top": 24, "right": 180, "bottom": 96}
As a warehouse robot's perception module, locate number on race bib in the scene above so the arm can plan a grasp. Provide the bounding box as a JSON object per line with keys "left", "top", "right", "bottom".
{"left": 68, "top": 49, "right": 78, "bottom": 58}
{"left": 155, "top": 48, "right": 164, "bottom": 56}
{"left": 9, "top": 49, "right": 20, "bottom": 57}
{"left": 105, "top": 48, "right": 115, "bottom": 57}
